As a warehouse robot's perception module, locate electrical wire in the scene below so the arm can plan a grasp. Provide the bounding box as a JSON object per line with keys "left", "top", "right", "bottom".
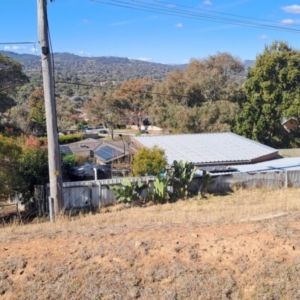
{"left": 112, "top": 0, "right": 300, "bottom": 33}
{"left": 153, "top": 0, "right": 300, "bottom": 28}
{"left": 0, "top": 42, "right": 37, "bottom": 45}
{"left": 90, "top": 0, "right": 300, "bottom": 34}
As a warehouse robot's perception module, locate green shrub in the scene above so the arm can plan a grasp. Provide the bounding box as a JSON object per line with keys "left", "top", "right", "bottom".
{"left": 76, "top": 120, "right": 88, "bottom": 130}
{"left": 132, "top": 146, "right": 167, "bottom": 176}
{"left": 38, "top": 136, "right": 47, "bottom": 145}
{"left": 152, "top": 177, "right": 170, "bottom": 203}
{"left": 199, "top": 170, "right": 215, "bottom": 199}
{"left": 39, "top": 134, "right": 85, "bottom": 145}
{"left": 62, "top": 154, "right": 76, "bottom": 165}
{"left": 110, "top": 179, "right": 148, "bottom": 204}
{"left": 59, "top": 134, "right": 85, "bottom": 144}
{"left": 169, "top": 160, "right": 197, "bottom": 199}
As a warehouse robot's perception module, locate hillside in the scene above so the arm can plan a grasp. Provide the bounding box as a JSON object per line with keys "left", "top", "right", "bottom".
{"left": 1, "top": 189, "right": 300, "bottom": 299}
{"left": 0, "top": 51, "right": 254, "bottom": 83}
{"left": 244, "top": 59, "right": 255, "bottom": 69}
{"left": 0, "top": 51, "right": 185, "bottom": 83}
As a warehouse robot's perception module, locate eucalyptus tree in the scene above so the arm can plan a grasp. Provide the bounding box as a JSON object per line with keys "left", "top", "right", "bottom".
{"left": 150, "top": 52, "right": 245, "bottom": 133}
{"left": 0, "top": 53, "right": 28, "bottom": 124}
{"left": 233, "top": 41, "right": 300, "bottom": 148}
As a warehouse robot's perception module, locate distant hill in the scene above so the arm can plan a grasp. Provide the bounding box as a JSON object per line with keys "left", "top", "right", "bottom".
{"left": 0, "top": 51, "right": 186, "bottom": 83}
{"left": 244, "top": 60, "right": 255, "bottom": 69}
{"left": 1, "top": 51, "right": 254, "bottom": 84}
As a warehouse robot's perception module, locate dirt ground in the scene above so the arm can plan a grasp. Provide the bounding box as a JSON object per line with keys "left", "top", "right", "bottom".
{"left": 1, "top": 189, "right": 300, "bottom": 300}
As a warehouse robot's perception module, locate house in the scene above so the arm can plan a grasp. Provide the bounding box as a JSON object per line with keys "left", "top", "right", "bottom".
{"left": 60, "top": 138, "right": 130, "bottom": 165}
{"left": 132, "top": 132, "right": 279, "bottom": 166}
{"left": 94, "top": 142, "right": 128, "bottom": 165}
{"left": 281, "top": 116, "right": 298, "bottom": 132}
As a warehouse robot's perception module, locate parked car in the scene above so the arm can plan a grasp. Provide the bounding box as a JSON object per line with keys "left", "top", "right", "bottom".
{"left": 69, "top": 163, "right": 112, "bottom": 181}
{"left": 99, "top": 129, "right": 108, "bottom": 134}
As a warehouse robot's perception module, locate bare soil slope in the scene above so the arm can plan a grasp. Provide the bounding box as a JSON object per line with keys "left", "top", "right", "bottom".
{"left": 1, "top": 189, "right": 300, "bottom": 300}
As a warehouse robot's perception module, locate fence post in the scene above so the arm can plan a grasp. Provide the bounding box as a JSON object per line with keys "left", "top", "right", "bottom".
{"left": 48, "top": 196, "right": 54, "bottom": 223}
{"left": 16, "top": 203, "right": 21, "bottom": 222}
{"left": 98, "top": 181, "right": 102, "bottom": 209}
{"left": 284, "top": 171, "right": 288, "bottom": 188}
{"left": 89, "top": 183, "right": 93, "bottom": 211}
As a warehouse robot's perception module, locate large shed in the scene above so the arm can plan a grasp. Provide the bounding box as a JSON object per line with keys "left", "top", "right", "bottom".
{"left": 132, "top": 132, "right": 278, "bottom": 166}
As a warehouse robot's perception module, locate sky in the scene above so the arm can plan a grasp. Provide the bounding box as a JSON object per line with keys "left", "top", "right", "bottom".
{"left": 2, "top": 0, "right": 300, "bottom": 64}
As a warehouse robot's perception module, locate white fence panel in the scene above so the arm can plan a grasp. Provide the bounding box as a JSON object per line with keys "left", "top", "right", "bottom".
{"left": 46, "top": 176, "right": 156, "bottom": 210}
{"left": 209, "top": 171, "right": 288, "bottom": 193}
{"left": 287, "top": 171, "right": 300, "bottom": 188}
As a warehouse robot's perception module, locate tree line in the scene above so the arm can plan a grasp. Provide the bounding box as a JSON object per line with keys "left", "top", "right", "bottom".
{"left": 2, "top": 41, "right": 300, "bottom": 147}
{"left": 85, "top": 41, "right": 300, "bottom": 148}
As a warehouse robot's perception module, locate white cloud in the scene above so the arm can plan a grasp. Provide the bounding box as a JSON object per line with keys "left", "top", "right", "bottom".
{"left": 281, "top": 18, "right": 300, "bottom": 24}
{"left": 281, "top": 19, "right": 294, "bottom": 24}
{"left": 195, "top": 24, "right": 238, "bottom": 33}
{"left": 183, "top": 59, "right": 189, "bottom": 63}
{"left": 258, "top": 35, "right": 269, "bottom": 40}
{"left": 110, "top": 20, "right": 135, "bottom": 26}
{"left": 82, "top": 19, "right": 89, "bottom": 23}
{"left": 78, "top": 51, "right": 91, "bottom": 57}
{"left": 175, "top": 23, "right": 183, "bottom": 28}
{"left": 3, "top": 45, "right": 26, "bottom": 51}
{"left": 282, "top": 5, "right": 300, "bottom": 14}
{"left": 167, "top": 4, "right": 176, "bottom": 8}
{"left": 214, "top": 0, "right": 249, "bottom": 10}
{"left": 138, "top": 57, "right": 152, "bottom": 62}
{"left": 203, "top": 0, "right": 212, "bottom": 5}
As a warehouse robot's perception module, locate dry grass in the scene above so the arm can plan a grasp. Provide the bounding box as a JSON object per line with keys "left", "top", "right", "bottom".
{"left": 1, "top": 188, "right": 300, "bottom": 300}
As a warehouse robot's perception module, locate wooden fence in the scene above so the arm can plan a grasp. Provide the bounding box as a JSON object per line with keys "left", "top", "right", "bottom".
{"left": 33, "top": 176, "right": 156, "bottom": 215}
{"left": 0, "top": 203, "right": 21, "bottom": 222}
{"left": 32, "top": 170, "right": 300, "bottom": 216}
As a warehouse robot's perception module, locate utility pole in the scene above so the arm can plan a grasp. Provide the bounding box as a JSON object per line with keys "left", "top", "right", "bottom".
{"left": 37, "top": 0, "right": 63, "bottom": 217}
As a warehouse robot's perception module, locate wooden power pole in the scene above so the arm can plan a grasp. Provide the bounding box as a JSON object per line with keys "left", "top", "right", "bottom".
{"left": 37, "top": 0, "right": 63, "bottom": 217}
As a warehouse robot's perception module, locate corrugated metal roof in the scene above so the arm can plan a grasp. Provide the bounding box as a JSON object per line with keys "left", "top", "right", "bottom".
{"left": 134, "top": 132, "right": 277, "bottom": 165}
{"left": 195, "top": 157, "right": 300, "bottom": 176}
{"left": 230, "top": 157, "right": 300, "bottom": 173}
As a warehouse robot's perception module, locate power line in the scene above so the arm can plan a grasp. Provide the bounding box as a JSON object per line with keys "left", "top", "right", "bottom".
{"left": 90, "top": 0, "right": 300, "bottom": 34}
{"left": 153, "top": 0, "right": 300, "bottom": 28}
{"left": 0, "top": 42, "right": 37, "bottom": 45}
{"left": 102, "top": 0, "right": 300, "bottom": 33}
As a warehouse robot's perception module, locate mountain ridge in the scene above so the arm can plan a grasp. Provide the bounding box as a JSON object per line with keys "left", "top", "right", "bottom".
{"left": 0, "top": 51, "right": 254, "bottom": 83}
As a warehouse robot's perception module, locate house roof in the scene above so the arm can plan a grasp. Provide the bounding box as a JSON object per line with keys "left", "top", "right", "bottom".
{"left": 60, "top": 138, "right": 103, "bottom": 156}
{"left": 195, "top": 157, "right": 300, "bottom": 176}
{"left": 231, "top": 157, "right": 300, "bottom": 173}
{"left": 133, "top": 132, "right": 278, "bottom": 165}
{"left": 94, "top": 144, "right": 126, "bottom": 163}
{"left": 60, "top": 138, "right": 131, "bottom": 163}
